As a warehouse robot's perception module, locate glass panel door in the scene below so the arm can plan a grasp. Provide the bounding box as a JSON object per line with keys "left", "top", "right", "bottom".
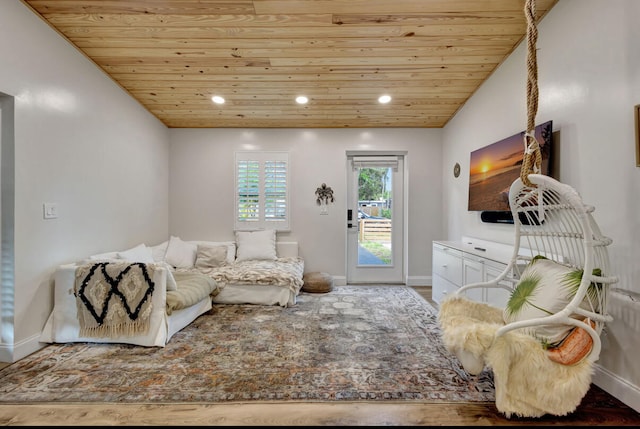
{"left": 347, "top": 155, "right": 404, "bottom": 284}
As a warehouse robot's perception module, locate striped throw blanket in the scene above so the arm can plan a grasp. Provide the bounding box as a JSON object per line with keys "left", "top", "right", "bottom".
{"left": 74, "top": 262, "right": 155, "bottom": 338}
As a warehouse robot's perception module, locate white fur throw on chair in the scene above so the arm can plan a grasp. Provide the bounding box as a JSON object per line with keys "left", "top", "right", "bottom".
{"left": 438, "top": 295, "right": 594, "bottom": 418}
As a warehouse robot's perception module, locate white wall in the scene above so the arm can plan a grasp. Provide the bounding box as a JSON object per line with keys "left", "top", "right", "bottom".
{"left": 168, "top": 128, "right": 443, "bottom": 284}
{"left": 442, "top": 0, "right": 640, "bottom": 411}
{"left": 0, "top": 1, "right": 170, "bottom": 361}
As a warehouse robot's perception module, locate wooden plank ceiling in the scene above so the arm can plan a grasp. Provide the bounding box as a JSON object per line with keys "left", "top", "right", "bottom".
{"left": 22, "top": 0, "right": 558, "bottom": 128}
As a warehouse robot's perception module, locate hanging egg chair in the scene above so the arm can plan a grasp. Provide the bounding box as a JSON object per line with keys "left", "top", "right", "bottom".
{"left": 437, "top": 0, "right": 619, "bottom": 418}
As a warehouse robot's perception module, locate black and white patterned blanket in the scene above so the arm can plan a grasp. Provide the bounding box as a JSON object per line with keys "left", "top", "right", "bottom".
{"left": 74, "top": 262, "right": 155, "bottom": 338}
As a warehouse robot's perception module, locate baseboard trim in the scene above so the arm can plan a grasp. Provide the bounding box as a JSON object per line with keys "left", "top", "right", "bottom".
{"left": 594, "top": 363, "right": 640, "bottom": 413}
{"left": 407, "top": 276, "right": 431, "bottom": 286}
{"left": 333, "top": 276, "right": 431, "bottom": 287}
{"left": 332, "top": 276, "right": 347, "bottom": 286}
{"left": 0, "top": 332, "right": 44, "bottom": 363}
{"left": 0, "top": 342, "right": 12, "bottom": 363}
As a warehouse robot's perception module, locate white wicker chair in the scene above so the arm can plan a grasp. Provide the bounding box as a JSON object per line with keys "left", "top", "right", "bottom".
{"left": 438, "top": 173, "right": 618, "bottom": 417}
{"left": 456, "top": 173, "right": 617, "bottom": 362}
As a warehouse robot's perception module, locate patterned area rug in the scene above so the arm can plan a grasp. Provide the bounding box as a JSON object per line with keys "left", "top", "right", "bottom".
{"left": 0, "top": 286, "right": 495, "bottom": 403}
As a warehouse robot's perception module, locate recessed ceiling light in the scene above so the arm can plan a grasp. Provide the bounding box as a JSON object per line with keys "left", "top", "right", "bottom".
{"left": 296, "top": 95, "right": 309, "bottom": 104}
{"left": 211, "top": 95, "right": 225, "bottom": 104}
{"left": 378, "top": 95, "right": 392, "bottom": 104}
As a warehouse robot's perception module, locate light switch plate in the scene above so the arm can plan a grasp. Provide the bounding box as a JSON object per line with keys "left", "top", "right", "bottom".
{"left": 43, "top": 203, "right": 58, "bottom": 219}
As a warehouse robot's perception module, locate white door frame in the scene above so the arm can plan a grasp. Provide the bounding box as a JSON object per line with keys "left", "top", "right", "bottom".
{"left": 346, "top": 151, "right": 407, "bottom": 284}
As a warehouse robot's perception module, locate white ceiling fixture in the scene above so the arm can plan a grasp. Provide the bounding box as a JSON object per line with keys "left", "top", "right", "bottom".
{"left": 378, "top": 95, "right": 392, "bottom": 104}
{"left": 211, "top": 95, "right": 225, "bottom": 104}
{"left": 295, "top": 96, "right": 309, "bottom": 105}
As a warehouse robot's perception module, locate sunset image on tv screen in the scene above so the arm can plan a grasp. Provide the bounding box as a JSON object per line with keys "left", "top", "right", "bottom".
{"left": 468, "top": 121, "right": 552, "bottom": 212}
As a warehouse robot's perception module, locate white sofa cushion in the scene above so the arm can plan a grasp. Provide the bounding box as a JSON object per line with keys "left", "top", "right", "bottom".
{"left": 88, "top": 251, "right": 119, "bottom": 261}
{"left": 164, "top": 236, "right": 197, "bottom": 269}
{"left": 117, "top": 243, "right": 155, "bottom": 264}
{"left": 150, "top": 241, "right": 169, "bottom": 262}
{"left": 235, "top": 229, "right": 277, "bottom": 262}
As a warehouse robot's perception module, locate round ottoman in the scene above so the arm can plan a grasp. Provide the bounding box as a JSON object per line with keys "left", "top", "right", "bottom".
{"left": 302, "top": 272, "right": 334, "bottom": 293}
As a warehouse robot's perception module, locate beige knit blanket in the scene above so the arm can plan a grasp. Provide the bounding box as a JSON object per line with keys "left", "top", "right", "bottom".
{"left": 74, "top": 262, "right": 155, "bottom": 338}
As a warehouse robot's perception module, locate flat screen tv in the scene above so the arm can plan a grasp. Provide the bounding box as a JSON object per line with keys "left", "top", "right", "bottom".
{"left": 468, "top": 120, "right": 553, "bottom": 215}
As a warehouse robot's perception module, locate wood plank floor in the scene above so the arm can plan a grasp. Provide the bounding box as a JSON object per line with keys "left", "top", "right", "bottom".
{"left": 0, "top": 286, "right": 638, "bottom": 426}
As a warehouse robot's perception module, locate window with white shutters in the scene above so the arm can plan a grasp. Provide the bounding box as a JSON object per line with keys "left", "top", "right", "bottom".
{"left": 235, "top": 151, "right": 290, "bottom": 231}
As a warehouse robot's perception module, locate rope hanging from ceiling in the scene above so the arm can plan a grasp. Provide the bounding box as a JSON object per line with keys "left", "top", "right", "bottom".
{"left": 520, "top": 0, "right": 543, "bottom": 187}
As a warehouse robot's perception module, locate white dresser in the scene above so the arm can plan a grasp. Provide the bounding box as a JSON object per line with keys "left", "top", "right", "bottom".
{"left": 432, "top": 236, "right": 522, "bottom": 307}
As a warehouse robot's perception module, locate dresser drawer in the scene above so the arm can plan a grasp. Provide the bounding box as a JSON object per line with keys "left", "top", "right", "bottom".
{"left": 432, "top": 274, "right": 460, "bottom": 305}
{"left": 432, "top": 244, "right": 462, "bottom": 285}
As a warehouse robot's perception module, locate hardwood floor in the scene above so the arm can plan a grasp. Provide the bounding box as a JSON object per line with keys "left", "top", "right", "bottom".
{"left": 0, "top": 286, "right": 638, "bottom": 426}
{"left": 412, "top": 285, "right": 437, "bottom": 306}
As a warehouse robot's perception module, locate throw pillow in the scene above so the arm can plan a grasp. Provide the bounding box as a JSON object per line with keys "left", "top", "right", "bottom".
{"left": 117, "top": 243, "right": 155, "bottom": 263}
{"left": 189, "top": 241, "right": 236, "bottom": 265}
{"left": 546, "top": 318, "right": 595, "bottom": 365}
{"left": 195, "top": 244, "right": 229, "bottom": 272}
{"left": 88, "top": 251, "right": 119, "bottom": 261}
{"left": 150, "top": 240, "right": 169, "bottom": 262}
{"left": 164, "top": 236, "right": 197, "bottom": 269}
{"left": 156, "top": 261, "right": 178, "bottom": 291}
{"left": 503, "top": 257, "right": 582, "bottom": 346}
{"left": 235, "top": 229, "right": 277, "bottom": 262}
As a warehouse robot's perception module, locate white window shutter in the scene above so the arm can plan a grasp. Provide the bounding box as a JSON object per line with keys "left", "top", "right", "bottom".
{"left": 235, "top": 152, "right": 290, "bottom": 231}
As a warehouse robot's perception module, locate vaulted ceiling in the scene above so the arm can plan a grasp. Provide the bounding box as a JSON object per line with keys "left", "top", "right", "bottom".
{"left": 22, "top": 0, "right": 558, "bottom": 128}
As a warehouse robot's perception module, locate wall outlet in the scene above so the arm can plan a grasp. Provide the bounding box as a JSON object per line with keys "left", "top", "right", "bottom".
{"left": 43, "top": 203, "right": 58, "bottom": 219}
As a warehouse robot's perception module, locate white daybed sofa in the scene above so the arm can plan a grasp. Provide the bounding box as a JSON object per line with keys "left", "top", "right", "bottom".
{"left": 209, "top": 241, "right": 303, "bottom": 307}
{"left": 39, "top": 244, "right": 217, "bottom": 347}
{"left": 164, "top": 231, "right": 304, "bottom": 307}
{"left": 39, "top": 230, "right": 305, "bottom": 347}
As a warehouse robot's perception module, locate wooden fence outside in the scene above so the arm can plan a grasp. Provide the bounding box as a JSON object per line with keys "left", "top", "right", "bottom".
{"left": 359, "top": 218, "right": 391, "bottom": 242}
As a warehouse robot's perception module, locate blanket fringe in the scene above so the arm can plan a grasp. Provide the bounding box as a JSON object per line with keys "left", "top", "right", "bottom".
{"left": 79, "top": 319, "right": 151, "bottom": 339}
